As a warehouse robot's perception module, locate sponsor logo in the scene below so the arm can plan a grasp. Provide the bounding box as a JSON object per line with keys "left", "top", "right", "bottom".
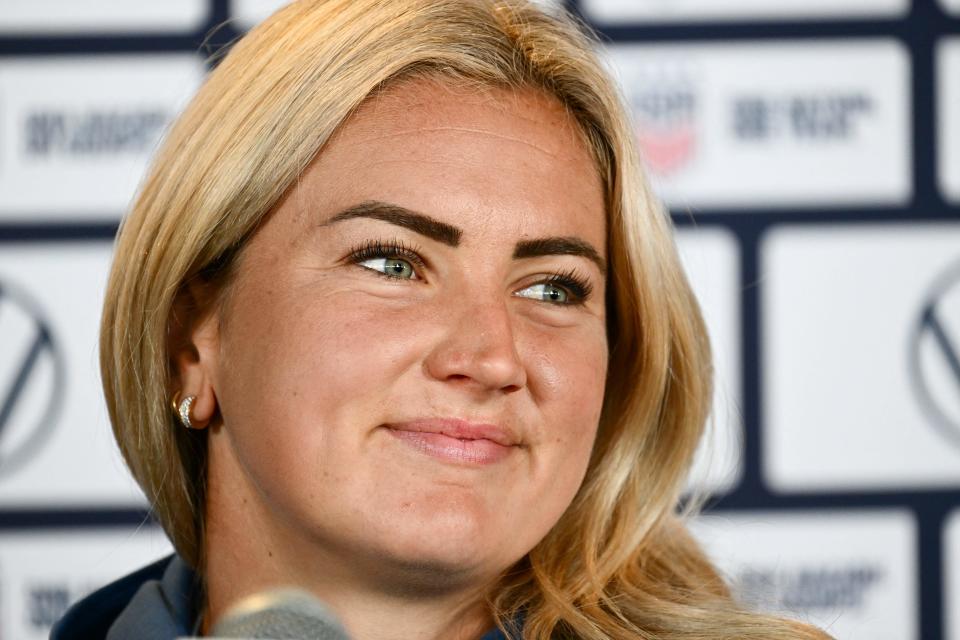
{"left": 0, "top": 278, "right": 65, "bottom": 477}
{"left": 27, "top": 583, "right": 71, "bottom": 630}
{"left": 628, "top": 72, "right": 699, "bottom": 176}
{"left": 734, "top": 564, "right": 884, "bottom": 612}
{"left": 23, "top": 107, "right": 170, "bottom": 157}
{"left": 26, "top": 581, "right": 99, "bottom": 632}
{"left": 732, "top": 93, "right": 873, "bottom": 142}
{"left": 909, "top": 259, "right": 960, "bottom": 447}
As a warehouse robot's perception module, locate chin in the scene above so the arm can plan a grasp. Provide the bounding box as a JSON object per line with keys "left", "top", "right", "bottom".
{"left": 370, "top": 552, "right": 492, "bottom": 597}
{"left": 359, "top": 505, "right": 514, "bottom": 595}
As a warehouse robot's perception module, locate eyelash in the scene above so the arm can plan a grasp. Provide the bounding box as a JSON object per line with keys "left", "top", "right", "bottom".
{"left": 345, "top": 239, "right": 593, "bottom": 306}
{"left": 346, "top": 239, "right": 427, "bottom": 276}
{"left": 544, "top": 268, "right": 593, "bottom": 305}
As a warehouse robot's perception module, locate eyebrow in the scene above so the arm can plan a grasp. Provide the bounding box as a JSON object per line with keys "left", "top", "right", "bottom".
{"left": 323, "top": 201, "right": 461, "bottom": 246}
{"left": 513, "top": 237, "right": 606, "bottom": 275}
{"left": 323, "top": 200, "right": 605, "bottom": 274}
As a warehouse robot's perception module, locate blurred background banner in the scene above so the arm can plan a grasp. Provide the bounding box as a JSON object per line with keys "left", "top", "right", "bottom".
{"left": 607, "top": 39, "right": 911, "bottom": 208}
{"left": 0, "top": 1, "right": 957, "bottom": 638}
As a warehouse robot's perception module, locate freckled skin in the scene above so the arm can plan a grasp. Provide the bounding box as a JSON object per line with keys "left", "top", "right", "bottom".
{"left": 192, "top": 79, "right": 609, "bottom": 638}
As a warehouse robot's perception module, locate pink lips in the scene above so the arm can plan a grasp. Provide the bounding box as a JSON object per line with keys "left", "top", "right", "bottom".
{"left": 384, "top": 419, "right": 517, "bottom": 465}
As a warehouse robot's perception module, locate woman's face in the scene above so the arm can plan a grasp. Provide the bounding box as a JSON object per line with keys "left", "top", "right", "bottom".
{"left": 197, "top": 79, "right": 609, "bottom": 592}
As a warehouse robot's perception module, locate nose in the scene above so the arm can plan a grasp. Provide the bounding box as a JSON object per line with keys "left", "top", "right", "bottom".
{"left": 423, "top": 295, "right": 527, "bottom": 395}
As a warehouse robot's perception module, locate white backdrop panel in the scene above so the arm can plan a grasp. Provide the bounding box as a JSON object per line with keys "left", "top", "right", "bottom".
{"left": 675, "top": 228, "right": 743, "bottom": 494}
{"left": 230, "top": 0, "right": 291, "bottom": 28}
{"left": 0, "top": 527, "right": 172, "bottom": 640}
{"left": 941, "top": 0, "right": 960, "bottom": 16}
{"left": 692, "top": 510, "right": 917, "bottom": 640}
{"left": 938, "top": 38, "right": 960, "bottom": 204}
{"left": 582, "top": 0, "right": 907, "bottom": 23}
{"left": 605, "top": 40, "right": 911, "bottom": 209}
{"left": 0, "top": 242, "right": 147, "bottom": 505}
{"left": 0, "top": 55, "right": 204, "bottom": 221}
{"left": 762, "top": 224, "right": 960, "bottom": 491}
{"left": 230, "top": 0, "right": 560, "bottom": 30}
{"left": 0, "top": 0, "right": 208, "bottom": 34}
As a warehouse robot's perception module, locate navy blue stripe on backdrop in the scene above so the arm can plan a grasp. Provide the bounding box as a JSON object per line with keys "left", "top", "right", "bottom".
{"left": 0, "top": 0, "right": 957, "bottom": 637}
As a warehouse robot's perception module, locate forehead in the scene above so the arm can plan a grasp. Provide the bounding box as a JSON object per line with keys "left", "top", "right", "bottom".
{"left": 292, "top": 77, "right": 606, "bottom": 250}
{"left": 341, "top": 77, "right": 589, "bottom": 155}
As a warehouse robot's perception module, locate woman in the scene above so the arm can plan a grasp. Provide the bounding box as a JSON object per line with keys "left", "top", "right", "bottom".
{"left": 55, "top": 0, "right": 831, "bottom": 638}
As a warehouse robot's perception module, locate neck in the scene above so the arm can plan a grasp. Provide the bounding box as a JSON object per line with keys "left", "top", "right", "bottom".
{"left": 201, "top": 440, "right": 498, "bottom": 640}
{"left": 202, "top": 546, "right": 495, "bottom": 640}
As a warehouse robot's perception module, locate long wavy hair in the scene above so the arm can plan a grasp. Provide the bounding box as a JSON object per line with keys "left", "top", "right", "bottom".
{"left": 100, "top": 1, "right": 831, "bottom": 638}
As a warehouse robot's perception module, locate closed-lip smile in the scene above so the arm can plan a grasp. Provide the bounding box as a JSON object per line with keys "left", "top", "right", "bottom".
{"left": 383, "top": 418, "right": 519, "bottom": 465}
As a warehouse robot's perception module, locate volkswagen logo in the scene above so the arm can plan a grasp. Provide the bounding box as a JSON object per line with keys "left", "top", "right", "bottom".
{"left": 0, "top": 278, "right": 65, "bottom": 476}
{"left": 909, "top": 258, "right": 960, "bottom": 448}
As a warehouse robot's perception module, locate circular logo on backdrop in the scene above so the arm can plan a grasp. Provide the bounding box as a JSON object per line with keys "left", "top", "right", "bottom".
{"left": 909, "top": 259, "right": 960, "bottom": 448}
{"left": 0, "top": 278, "right": 65, "bottom": 477}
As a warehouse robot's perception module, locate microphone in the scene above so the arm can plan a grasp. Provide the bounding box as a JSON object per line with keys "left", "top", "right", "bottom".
{"left": 187, "top": 588, "right": 352, "bottom": 639}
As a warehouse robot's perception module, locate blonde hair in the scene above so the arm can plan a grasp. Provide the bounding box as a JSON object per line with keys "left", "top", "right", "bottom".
{"left": 100, "top": 1, "right": 831, "bottom": 638}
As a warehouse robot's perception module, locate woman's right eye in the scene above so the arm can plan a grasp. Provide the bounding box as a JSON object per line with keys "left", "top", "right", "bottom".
{"left": 358, "top": 256, "right": 418, "bottom": 280}
{"left": 346, "top": 240, "right": 425, "bottom": 281}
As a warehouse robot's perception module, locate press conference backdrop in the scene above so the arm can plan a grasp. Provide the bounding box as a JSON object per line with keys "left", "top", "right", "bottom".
{"left": 0, "top": 0, "right": 957, "bottom": 638}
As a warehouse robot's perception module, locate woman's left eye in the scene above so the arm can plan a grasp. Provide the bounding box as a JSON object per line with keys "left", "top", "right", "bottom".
{"left": 515, "top": 282, "right": 570, "bottom": 304}
{"left": 515, "top": 271, "right": 592, "bottom": 306}
{"left": 358, "top": 257, "right": 418, "bottom": 280}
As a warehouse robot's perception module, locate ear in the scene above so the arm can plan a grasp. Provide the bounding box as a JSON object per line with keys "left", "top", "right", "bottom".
{"left": 168, "top": 279, "right": 221, "bottom": 429}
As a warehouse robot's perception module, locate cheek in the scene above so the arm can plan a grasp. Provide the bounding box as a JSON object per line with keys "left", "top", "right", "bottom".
{"left": 219, "top": 286, "right": 427, "bottom": 426}
{"left": 212, "top": 284, "right": 440, "bottom": 520}
{"left": 523, "top": 324, "right": 608, "bottom": 491}
{"left": 526, "top": 323, "right": 608, "bottom": 426}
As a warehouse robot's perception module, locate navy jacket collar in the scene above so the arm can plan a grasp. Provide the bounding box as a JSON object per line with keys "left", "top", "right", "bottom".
{"left": 52, "top": 554, "right": 511, "bottom": 639}
{"left": 51, "top": 554, "right": 198, "bottom": 640}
